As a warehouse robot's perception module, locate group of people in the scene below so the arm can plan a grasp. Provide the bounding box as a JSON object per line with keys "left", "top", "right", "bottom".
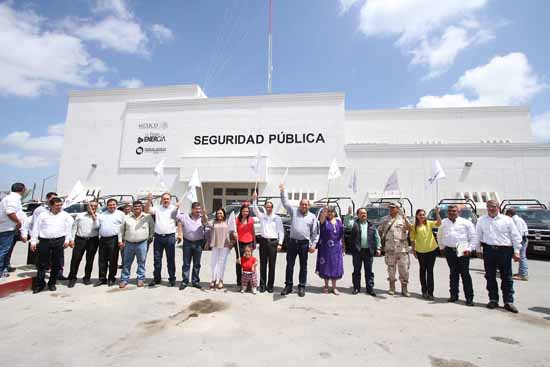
{"left": 0, "top": 182, "right": 528, "bottom": 313}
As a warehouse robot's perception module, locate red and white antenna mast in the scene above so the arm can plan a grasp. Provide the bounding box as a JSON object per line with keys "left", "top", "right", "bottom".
{"left": 267, "top": 0, "right": 273, "bottom": 94}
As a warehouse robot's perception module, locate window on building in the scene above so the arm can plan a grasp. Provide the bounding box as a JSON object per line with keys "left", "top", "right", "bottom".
{"left": 301, "top": 193, "right": 307, "bottom": 200}
{"left": 293, "top": 192, "right": 300, "bottom": 200}
{"left": 213, "top": 188, "right": 223, "bottom": 196}
{"left": 308, "top": 193, "right": 315, "bottom": 201}
{"left": 288, "top": 193, "right": 292, "bottom": 200}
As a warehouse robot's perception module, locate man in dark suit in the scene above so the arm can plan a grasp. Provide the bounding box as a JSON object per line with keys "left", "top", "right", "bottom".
{"left": 350, "top": 207, "right": 382, "bottom": 296}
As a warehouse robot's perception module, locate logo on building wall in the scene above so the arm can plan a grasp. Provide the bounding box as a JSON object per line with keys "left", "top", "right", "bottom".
{"left": 137, "top": 135, "right": 166, "bottom": 143}
{"left": 136, "top": 146, "right": 144, "bottom": 155}
{"left": 138, "top": 122, "right": 168, "bottom": 130}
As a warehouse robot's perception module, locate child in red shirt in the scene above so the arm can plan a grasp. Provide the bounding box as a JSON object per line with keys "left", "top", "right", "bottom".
{"left": 240, "top": 245, "right": 257, "bottom": 294}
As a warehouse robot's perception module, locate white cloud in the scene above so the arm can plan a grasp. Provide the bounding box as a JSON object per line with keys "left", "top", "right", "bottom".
{"left": 339, "top": 0, "right": 362, "bottom": 14}
{"left": 0, "top": 153, "right": 51, "bottom": 168}
{"left": 416, "top": 53, "right": 546, "bottom": 108}
{"left": 354, "top": 0, "right": 492, "bottom": 77}
{"left": 47, "top": 123, "right": 65, "bottom": 136}
{"left": 74, "top": 15, "right": 149, "bottom": 55}
{"left": 150, "top": 23, "right": 174, "bottom": 43}
{"left": 411, "top": 25, "right": 494, "bottom": 79}
{"left": 359, "top": 0, "right": 487, "bottom": 42}
{"left": 532, "top": 112, "right": 550, "bottom": 142}
{"left": 0, "top": 3, "right": 107, "bottom": 97}
{"left": 2, "top": 131, "right": 64, "bottom": 154}
{"left": 119, "top": 78, "right": 144, "bottom": 88}
{"left": 93, "top": 0, "right": 132, "bottom": 19}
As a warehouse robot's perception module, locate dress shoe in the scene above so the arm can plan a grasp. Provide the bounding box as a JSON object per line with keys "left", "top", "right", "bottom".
{"left": 447, "top": 297, "right": 458, "bottom": 303}
{"left": 367, "top": 289, "right": 377, "bottom": 297}
{"left": 259, "top": 285, "right": 266, "bottom": 293}
{"left": 504, "top": 303, "right": 519, "bottom": 313}
{"left": 57, "top": 274, "right": 68, "bottom": 281}
{"left": 48, "top": 284, "right": 57, "bottom": 292}
{"left": 83, "top": 278, "right": 91, "bottom": 285}
{"left": 422, "top": 292, "right": 428, "bottom": 299}
{"left": 67, "top": 279, "right": 76, "bottom": 288}
{"left": 179, "top": 282, "right": 188, "bottom": 290}
{"left": 119, "top": 282, "right": 127, "bottom": 289}
{"left": 466, "top": 300, "right": 474, "bottom": 307}
{"left": 486, "top": 301, "right": 499, "bottom": 309}
{"left": 137, "top": 281, "right": 144, "bottom": 287}
{"left": 192, "top": 283, "right": 202, "bottom": 289}
{"left": 149, "top": 279, "right": 161, "bottom": 287}
{"left": 280, "top": 287, "right": 292, "bottom": 296}
{"left": 107, "top": 280, "right": 115, "bottom": 287}
{"left": 512, "top": 274, "right": 528, "bottom": 281}
{"left": 352, "top": 289, "right": 359, "bottom": 295}
{"left": 266, "top": 287, "right": 274, "bottom": 293}
{"left": 168, "top": 280, "right": 176, "bottom": 287}
{"left": 33, "top": 286, "right": 45, "bottom": 294}
{"left": 298, "top": 287, "right": 305, "bottom": 297}
{"left": 94, "top": 280, "right": 107, "bottom": 287}
{"left": 7, "top": 266, "right": 16, "bottom": 272}
{"left": 427, "top": 294, "right": 435, "bottom": 301}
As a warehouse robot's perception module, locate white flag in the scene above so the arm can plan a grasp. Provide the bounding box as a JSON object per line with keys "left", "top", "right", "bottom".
{"left": 63, "top": 180, "right": 87, "bottom": 208}
{"left": 280, "top": 168, "right": 289, "bottom": 185}
{"left": 185, "top": 186, "right": 198, "bottom": 203}
{"left": 227, "top": 210, "right": 237, "bottom": 232}
{"left": 250, "top": 151, "right": 262, "bottom": 175}
{"left": 428, "top": 160, "right": 446, "bottom": 185}
{"left": 383, "top": 170, "right": 400, "bottom": 192}
{"left": 154, "top": 158, "right": 166, "bottom": 188}
{"left": 188, "top": 169, "right": 201, "bottom": 188}
{"left": 348, "top": 170, "right": 358, "bottom": 194}
{"left": 328, "top": 158, "right": 341, "bottom": 180}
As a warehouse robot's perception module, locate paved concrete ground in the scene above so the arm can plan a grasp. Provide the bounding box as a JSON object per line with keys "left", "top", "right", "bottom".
{"left": 1, "top": 242, "right": 550, "bottom": 367}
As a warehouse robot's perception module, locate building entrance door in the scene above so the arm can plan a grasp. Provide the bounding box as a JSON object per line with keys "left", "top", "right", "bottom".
{"left": 210, "top": 184, "right": 254, "bottom": 211}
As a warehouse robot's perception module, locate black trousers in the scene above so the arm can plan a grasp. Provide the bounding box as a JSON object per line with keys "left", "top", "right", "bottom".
{"left": 235, "top": 241, "right": 253, "bottom": 286}
{"left": 36, "top": 237, "right": 65, "bottom": 288}
{"left": 417, "top": 248, "right": 438, "bottom": 295}
{"left": 98, "top": 236, "right": 119, "bottom": 281}
{"left": 68, "top": 236, "right": 99, "bottom": 281}
{"left": 444, "top": 247, "right": 473, "bottom": 301}
{"left": 483, "top": 244, "right": 514, "bottom": 304}
{"left": 259, "top": 237, "right": 278, "bottom": 289}
{"left": 352, "top": 248, "right": 374, "bottom": 291}
{"left": 285, "top": 239, "right": 309, "bottom": 288}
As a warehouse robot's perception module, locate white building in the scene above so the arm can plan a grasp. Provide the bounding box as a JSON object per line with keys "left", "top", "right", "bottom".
{"left": 58, "top": 84, "right": 550, "bottom": 212}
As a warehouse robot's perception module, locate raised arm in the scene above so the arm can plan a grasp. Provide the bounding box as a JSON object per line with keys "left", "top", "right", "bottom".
{"left": 279, "top": 184, "right": 294, "bottom": 216}
{"left": 144, "top": 192, "right": 154, "bottom": 214}
{"left": 251, "top": 191, "right": 262, "bottom": 218}
{"left": 434, "top": 206, "right": 442, "bottom": 226}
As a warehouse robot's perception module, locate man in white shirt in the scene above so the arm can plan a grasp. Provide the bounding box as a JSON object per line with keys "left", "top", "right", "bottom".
{"left": 30, "top": 197, "right": 73, "bottom": 293}
{"left": 67, "top": 200, "right": 100, "bottom": 287}
{"left": 118, "top": 201, "right": 154, "bottom": 288}
{"left": 505, "top": 208, "right": 529, "bottom": 281}
{"left": 252, "top": 191, "right": 285, "bottom": 293}
{"left": 0, "top": 182, "right": 25, "bottom": 278}
{"left": 437, "top": 205, "right": 478, "bottom": 306}
{"left": 95, "top": 198, "right": 126, "bottom": 287}
{"left": 476, "top": 200, "right": 522, "bottom": 313}
{"left": 145, "top": 192, "right": 182, "bottom": 287}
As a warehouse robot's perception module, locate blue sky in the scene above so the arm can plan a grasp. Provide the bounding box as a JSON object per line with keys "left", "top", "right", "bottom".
{"left": 1, "top": 0, "right": 549, "bottom": 194}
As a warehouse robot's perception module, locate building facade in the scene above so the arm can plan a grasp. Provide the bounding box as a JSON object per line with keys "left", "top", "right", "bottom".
{"left": 58, "top": 84, "right": 550, "bottom": 212}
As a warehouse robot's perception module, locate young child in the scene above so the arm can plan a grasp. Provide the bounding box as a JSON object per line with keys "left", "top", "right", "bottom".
{"left": 240, "top": 245, "right": 257, "bottom": 294}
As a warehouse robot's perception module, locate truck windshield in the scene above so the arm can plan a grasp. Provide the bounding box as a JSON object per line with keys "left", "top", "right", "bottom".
{"left": 516, "top": 210, "right": 550, "bottom": 223}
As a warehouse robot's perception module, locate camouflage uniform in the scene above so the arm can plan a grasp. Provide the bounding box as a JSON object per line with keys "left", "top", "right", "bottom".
{"left": 379, "top": 215, "right": 410, "bottom": 284}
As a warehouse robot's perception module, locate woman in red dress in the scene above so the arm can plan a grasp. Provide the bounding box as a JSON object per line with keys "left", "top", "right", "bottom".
{"left": 234, "top": 204, "right": 255, "bottom": 288}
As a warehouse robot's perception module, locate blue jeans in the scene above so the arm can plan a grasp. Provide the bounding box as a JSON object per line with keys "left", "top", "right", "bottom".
{"left": 518, "top": 238, "right": 528, "bottom": 276}
{"left": 483, "top": 245, "right": 514, "bottom": 304}
{"left": 182, "top": 239, "right": 204, "bottom": 285}
{"left": 285, "top": 239, "right": 309, "bottom": 288}
{"left": 121, "top": 240, "right": 147, "bottom": 283}
{"left": 153, "top": 233, "right": 176, "bottom": 282}
{"left": 0, "top": 230, "right": 15, "bottom": 275}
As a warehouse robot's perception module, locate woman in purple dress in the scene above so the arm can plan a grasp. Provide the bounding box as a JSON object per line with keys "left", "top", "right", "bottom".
{"left": 316, "top": 207, "right": 345, "bottom": 295}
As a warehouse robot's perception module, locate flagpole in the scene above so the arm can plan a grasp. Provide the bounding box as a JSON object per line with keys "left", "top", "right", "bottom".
{"left": 326, "top": 180, "right": 331, "bottom": 206}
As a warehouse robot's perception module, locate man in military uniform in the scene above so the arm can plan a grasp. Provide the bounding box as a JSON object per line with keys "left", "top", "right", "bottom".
{"left": 379, "top": 201, "right": 411, "bottom": 296}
